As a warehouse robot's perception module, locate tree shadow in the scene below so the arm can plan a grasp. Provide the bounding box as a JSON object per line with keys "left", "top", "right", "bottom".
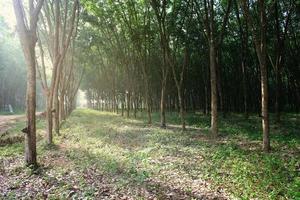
{"left": 68, "top": 109, "right": 300, "bottom": 156}
{"left": 66, "top": 146, "right": 228, "bottom": 200}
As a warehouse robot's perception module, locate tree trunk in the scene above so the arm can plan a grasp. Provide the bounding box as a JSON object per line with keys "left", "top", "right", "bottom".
{"left": 46, "top": 94, "right": 53, "bottom": 144}
{"left": 216, "top": 59, "right": 224, "bottom": 117}
{"left": 59, "top": 93, "right": 65, "bottom": 122}
{"left": 121, "top": 94, "right": 124, "bottom": 116}
{"left": 259, "top": 0, "right": 270, "bottom": 152}
{"left": 234, "top": 0, "right": 248, "bottom": 118}
{"left": 254, "top": 0, "right": 270, "bottom": 152}
{"left": 116, "top": 98, "right": 119, "bottom": 114}
{"left": 46, "top": 97, "right": 53, "bottom": 144}
{"left": 160, "top": 82, "right": 166, "bottom": 128}
{"left": 210, "top": 39, "right": 218, "bottom": 137}
{"left": 261, "top": 59, "right": 270, "bottom": 152}
{"left": 242, "top": 0, "right": 270, "bottom": 152}
{"left": 133, "top": 97, "right": 137, "bottom": 118}
{"left": 241, "top": 60, "right": 248, "bottom": 118}
{"left": 24, "top": 40, "right": 37, "bottom": 166}
{"left": 53, "top": 89, "right": 60, "bottom": 135}
{"left": 275, "top": 69, "right": 281, "bottom": 123}
{"left": 177, "top": 88, "right": 185, "bottom": 130}
{"left": 204, "top": 85, "right": 209, "bottom": 115}
{"left": 13, "top": 0, "right": 45, "bottom": 166}
{"left": 147, "top": 99, "right": 152, "bottom": 124}
{"left": 126, "top": 91, "right": 130, "bottom": 118}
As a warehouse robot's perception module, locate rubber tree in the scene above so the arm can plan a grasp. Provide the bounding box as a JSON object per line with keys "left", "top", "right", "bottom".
{"left": 12, "top": 0, "right": 44, "bottom": 166}
{"left": 242, "top": 0, "right": 270, "bottom": 152}
{"left": 37, "top": 0, "right": 79, "bottom": 143}
{"left": 195, "top": 0, "right": 232, "bottom": 136}
{"left": 151, "top": 0, "right": 170, "bottom": 128}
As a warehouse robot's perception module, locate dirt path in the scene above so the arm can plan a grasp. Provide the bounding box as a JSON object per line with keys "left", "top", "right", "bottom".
{"left": 0, "top": 114, "right": 25, "bottom": 134}
{"left": 0, "top": 113, "right": 42, "bottom": 134}
{"left": 0, "top": 114, "right": 25, "bottom": 125}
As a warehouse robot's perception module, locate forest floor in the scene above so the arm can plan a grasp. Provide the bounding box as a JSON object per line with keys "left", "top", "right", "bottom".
{"left": 0, "top": 109, "right": 299, "bottom": 199}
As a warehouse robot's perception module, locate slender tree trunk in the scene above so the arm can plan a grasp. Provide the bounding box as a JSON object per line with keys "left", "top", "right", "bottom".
{"left": 160, "top": 81, "right": 166, "bottom": 128}
{"left": 24, "top": 42, "right": 37, "bottom": 166}
{"left": 177, "top": 88, "right": 185, "bottom": 130}
{"left": 259, "top": 0, "right": 270, "bottom": 152}
{"left": 241, "top": 61, "right": 248, "bottom": 118}
{"left": 205, "top": 85, "right": 209, "bottom": 115}
{"left": 60, "top": 93, "right": 65, "bottom": 121}
{"left": 147, "top": 99, "right": 152, "bottom": 124}
{"left": 116, "top": 97, "right": 119, "bottom": 114}
{"left": 126, "top": 91, "right": 130, "bottom": 118}
{"left": 133, "top": 97, "right": 137, "bottom": 118}
{"left": 46, "top": 95, "right": 53, "bottom": 144}
{"left": 113, "top": 90, "right": 116, "bottom": 113}
{"left": 13, "top": 0, "right": 45, "bottom": 166}
{"left": 242, "top": 0, "right": 270, "bottom": 151}
{"left": 216, "top": 59, "right": 224, "bottom": 117}
{"left": 146, "top": 92, "right": 152, "bottom": 124}
{"left": 254, "top": 0, "right": 270, "bottom": 152}
{"left": 142, "top": 69, "right": 152, "bottom": 124}
{"left": 121, "top": 94, "right": 124, "bottom": 116}
{"left": 210, "top": 39, "right": 218, "bottom": 137}
{"left": 261, "top": 58, "right": 270, "bottom": 152}
{"left": 207, "top": 0, "right": 218, "bottom": 136}
{"left": 234, "top": 0, "right": 248, "bottom": 118}
{"left": 53, "top": 90, "right": 60, "bottom": 135}
{"left": 170, "top": 47, "right": 188, "bottom": 131}
{"left": 275, "top": 69, "right": 281, "bottom": 123}
{"left": 174, "top": 95, "right": 179, "bottom": 112}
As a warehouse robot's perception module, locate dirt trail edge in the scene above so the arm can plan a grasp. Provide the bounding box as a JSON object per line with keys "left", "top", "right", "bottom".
{"left": 0, "top": 113, "right": 42, "bottom": 135}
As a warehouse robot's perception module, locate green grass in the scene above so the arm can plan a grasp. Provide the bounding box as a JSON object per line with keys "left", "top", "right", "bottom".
{"left": 0, "top": 109, "right": 299, "bottom": 199}
{"left": 0, "top": 110, "right": 25, "bottom": 115}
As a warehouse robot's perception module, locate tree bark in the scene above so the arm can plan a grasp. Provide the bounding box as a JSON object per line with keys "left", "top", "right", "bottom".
{"left": 24, "top": 39, "right": 37, "bottom": 166}
{"left": 209, "top": 38, "right": 218, "bottom": 137}
{"left": 258, "top": 0, "right": 270, "bottom": 152}
{"left": 160, "top": 81, "right": 167, "bottom": 128}
{"left": 205, "top": 0, "right": 218, "bottom": 137}
{"left": 60, "top": 93, "right": 65, "bottom": 121}
{"left": 45, "top": 94, "right": 53, "bottom": 144}
{"left": 126, "top": 91, "right": 130, "bottom": 118}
